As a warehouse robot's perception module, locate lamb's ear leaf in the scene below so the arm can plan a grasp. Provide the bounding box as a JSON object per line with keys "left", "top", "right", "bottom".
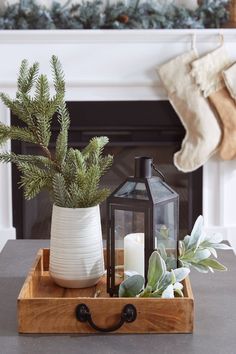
{"left": 158, "top": 243, "right": 167, "bottom": 261}
{"left": 173, "top": 267, "right": 190, "bottom": 282}
{"left": 188, "top": 215, "right": 204, "bottom": 249}
{"left": 211, "top": 243, "right": 232, "bottom": 250}
{"left": 190, "top": 263, "right": 209, "bottom": 273}
{"left": 161, "top": 284, "right": 174, "bottom": 299}
{"left": 206, "top": 233, "right": 223, "bottom": 244}
{"left": 199, "top": 258, "right": 227, "bottom": 271}
{"left": 192, "top": 249, "right": 211, "bottom": 262}
{"left": 118, "top": 275, "right": 144, "bottom": 298}
{"left": 147, "top": 251, "right": 166, "bottom": 290}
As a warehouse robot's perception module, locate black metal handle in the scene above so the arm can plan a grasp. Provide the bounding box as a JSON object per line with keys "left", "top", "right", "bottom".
{"left": 75, "top": 303, "right": 137, "bottom": 333}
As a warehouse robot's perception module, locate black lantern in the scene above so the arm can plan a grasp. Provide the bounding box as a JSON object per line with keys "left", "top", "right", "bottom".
{"left": 106, "top": 156, "right": 179, "bottom": 297}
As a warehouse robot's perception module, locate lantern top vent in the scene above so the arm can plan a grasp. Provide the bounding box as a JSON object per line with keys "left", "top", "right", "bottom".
{"left": 134, "top": 156, "right": 152, "bottom": 179}
{"left": 110, "top": 156, "right": 178, "bottom": 204}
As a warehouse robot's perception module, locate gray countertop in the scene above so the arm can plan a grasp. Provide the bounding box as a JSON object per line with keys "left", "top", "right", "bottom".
{"left": 0, "top": 240, "right": 236, "bottom": 354}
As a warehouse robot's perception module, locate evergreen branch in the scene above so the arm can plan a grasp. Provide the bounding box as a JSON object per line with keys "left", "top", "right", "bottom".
{"left": 55, "top": 102, "right": 70, "bottom": 165}
{"left": 17, "top": 162, "right": 52, "bottom": 199}
{"left": 63, "top": 148, "right": 77, "bottom": 183}
{"left": 34, "top": 112, "right": 52, "bottom": 147}
{"left": 0, "top": 93, "right": 25, "bottom": 120}
{"left": 0, "top": 122, "right": 36, "bottom": 145}
{"left": 74, "top": 149, "right": 86, "bottom": 171}
{"left": 24, "top": 62, "right": 40, "bottom": 94}
{"left": 92, "top": 187, "right": 111, "bottom": 205}
{"left": 17, "top": 60, "right": 39, "bottom": 94}
{"left": 33, "top": 75, "right": 52, "bottom": 146}
{"left": 0, "top": 93, "right": 35, "bottom": 129}
{"left": 17, "top": 59, "right": 28, "bottom": 93}
{"left": 68, "top": 181, "right": 81, "bottom": 208}
{"left": 50, "top": 55, "right": 65, "bottom": 98}
{"left": 0, "top": 56, "right": 113, "bottom": 207}
{"left": 99, "top": 155, "right": 113, "bottom": 175}
{"left": 35, "top": 74, "right": 50, "bottom": 104}
{"left": 0, "top": 152, "right": 56, "bottom": 170}
{"left": 52, "top": 173, "right": 71, "bottom": 207}
{"left": 82, "top": 136, "right": 109, "bottom": 164}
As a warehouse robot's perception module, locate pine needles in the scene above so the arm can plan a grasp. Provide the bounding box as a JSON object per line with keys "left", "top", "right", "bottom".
{"left": 0, "top": 56, "right": 113, "bottom": 208}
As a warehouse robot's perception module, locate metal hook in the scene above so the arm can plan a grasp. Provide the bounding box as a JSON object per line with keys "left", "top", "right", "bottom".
{"left": 191, "top": 33, "right": 196, "bottom": 51}
{"left": 152, "top": 163, "right": 165, "bottom": 181}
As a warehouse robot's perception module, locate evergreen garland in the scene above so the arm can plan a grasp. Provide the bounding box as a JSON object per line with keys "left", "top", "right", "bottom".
{"left": 0, "top": 57, "right": 113, "bottom": 208}
{"left": 0, "top": 0, "right": 230, "bottom": 30}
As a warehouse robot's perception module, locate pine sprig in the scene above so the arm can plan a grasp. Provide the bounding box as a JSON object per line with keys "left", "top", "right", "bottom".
{"left": 0, "top": 122, "right": 36, "bottom": 146}
{"left": 35, "top": 74, "right": 50, "bottom": 104}
{"left": 55, "top": 102, "right": 70, "bottom": 165}
{"left": 0, "top": 152, "right": 56, "bottom": 170}
{"left": 0, "top": 56, "right": 113, "bottom": 207}
{"left": 17, "top": 161, "right": 52, "bottom": 199}
{"left": 0, "top": 93, "right": 31, "bottom": 127}
{"left": 52, "top": 173, "right": 71, "bottom": 207}
{"left": 82, "top": 136, "right": 109, "bottom": 164}
{"left": 50, "top": 55, "right": 65, "bottom": 99}
{"left": 17, "top": 60, "right": 39, "bottom": 95}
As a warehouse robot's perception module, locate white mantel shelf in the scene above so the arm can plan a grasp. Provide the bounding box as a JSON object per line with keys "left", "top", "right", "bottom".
{"left": 1, "top": 28, "right": 236, "bottom": 250}
{"left": 1, "top": 28, "right": 236, "bottom": 43}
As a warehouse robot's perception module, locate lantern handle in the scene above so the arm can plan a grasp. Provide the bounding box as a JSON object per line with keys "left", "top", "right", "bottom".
{"left": 152, "top": 163, "right": 165, "bottom": 181}
{"left": 75, "top": 303, "right": 137, "bottom": 333}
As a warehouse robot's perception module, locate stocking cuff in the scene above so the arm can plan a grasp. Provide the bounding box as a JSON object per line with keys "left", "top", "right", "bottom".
{"left": 157, "top": 50, "right": 198, "bottom": 94}
{"left": 191, "top": 45, "right": 232, "bottom": 97}
{"left": 223, "top": 62, "right": 236, "bottom": 101}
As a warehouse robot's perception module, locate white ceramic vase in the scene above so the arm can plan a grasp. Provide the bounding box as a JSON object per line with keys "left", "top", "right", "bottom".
{"left": 49, "top": 204, "right": 104, "bottom": 288}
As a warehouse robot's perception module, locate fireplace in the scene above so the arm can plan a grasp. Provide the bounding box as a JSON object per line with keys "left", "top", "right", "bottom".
{"left": 1, "top": 29, "right": 236, "bottom": 251}
{"left": 11, "top": 100, "right": 202, "bottom": 240}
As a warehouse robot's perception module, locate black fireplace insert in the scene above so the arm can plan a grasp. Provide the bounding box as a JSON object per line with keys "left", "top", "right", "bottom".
{"left": 11, "top": 101, "right": 202, "bottom": 240}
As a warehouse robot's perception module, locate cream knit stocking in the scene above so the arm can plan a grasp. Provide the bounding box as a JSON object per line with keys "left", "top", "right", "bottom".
{"left": 158, "top": 50, "right": 222, "bottom": 173}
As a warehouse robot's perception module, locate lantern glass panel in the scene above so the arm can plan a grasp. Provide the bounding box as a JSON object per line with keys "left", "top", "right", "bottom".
{"left": 114, "top": 181, "right": 148, "bottom": 200}
{"left": 154, "top": 201, "right": 177, "bottom": 263}
{"left": 114, "top": 209, "right": 145, "bottom": 286}
{"left": 149, "top": 177, "right": 174, "bottom": 203}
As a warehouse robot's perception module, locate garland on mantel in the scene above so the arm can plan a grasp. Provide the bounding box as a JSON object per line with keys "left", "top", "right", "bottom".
{"left": 0, "top": 0, "right": 230, "bottom": 30}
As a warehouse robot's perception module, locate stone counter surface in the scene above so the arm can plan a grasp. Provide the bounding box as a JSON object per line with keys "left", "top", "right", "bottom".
{"left": 0, "top": 240, "right": 235, "bottom": 354}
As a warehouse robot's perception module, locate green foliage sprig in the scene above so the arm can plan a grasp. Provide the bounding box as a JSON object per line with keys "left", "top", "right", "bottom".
{"left": 0, "top": 57, "right": 113, "bottom": 207}
{"left": 119, "top": 216, "right": 231, "bottom": 299}
{"left": 0, "top": 0, "right": 229, "bottom": 30}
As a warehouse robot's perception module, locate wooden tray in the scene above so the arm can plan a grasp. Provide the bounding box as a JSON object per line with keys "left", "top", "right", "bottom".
{"left": 18, "top": 249, "right": 194, "bottom": 334}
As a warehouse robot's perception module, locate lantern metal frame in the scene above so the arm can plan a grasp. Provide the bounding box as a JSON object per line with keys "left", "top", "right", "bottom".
{"left": 106, "top": 175, "right": 179, "bottom": 297}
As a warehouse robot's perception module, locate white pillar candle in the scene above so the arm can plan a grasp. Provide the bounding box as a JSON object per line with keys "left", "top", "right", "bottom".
{"left": 124, "top": 233, "right": 144, "bottom": 278}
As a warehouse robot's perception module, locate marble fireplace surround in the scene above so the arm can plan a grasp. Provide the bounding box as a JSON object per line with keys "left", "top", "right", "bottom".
{"left": 1, "top": 28, "right": 236, "bottom": 251}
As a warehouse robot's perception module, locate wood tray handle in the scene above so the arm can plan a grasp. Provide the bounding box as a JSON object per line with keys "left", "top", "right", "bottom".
{"left": 75, "top": 303, "right": 137, "bottom": 333}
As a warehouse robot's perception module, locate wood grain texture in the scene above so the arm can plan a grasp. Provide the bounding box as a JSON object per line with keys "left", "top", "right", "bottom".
{"left": 18, "top": 249, "right": 194, "bottom": 334}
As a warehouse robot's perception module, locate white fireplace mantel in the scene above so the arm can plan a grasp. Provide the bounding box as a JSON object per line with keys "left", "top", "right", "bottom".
{"left": 1, "top": 28, "right": 236, "bottom": 250}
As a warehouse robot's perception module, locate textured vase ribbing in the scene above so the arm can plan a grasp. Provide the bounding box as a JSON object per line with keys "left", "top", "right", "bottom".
{"left": 49, "top": 204, "right": 104, "bottom": 288}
